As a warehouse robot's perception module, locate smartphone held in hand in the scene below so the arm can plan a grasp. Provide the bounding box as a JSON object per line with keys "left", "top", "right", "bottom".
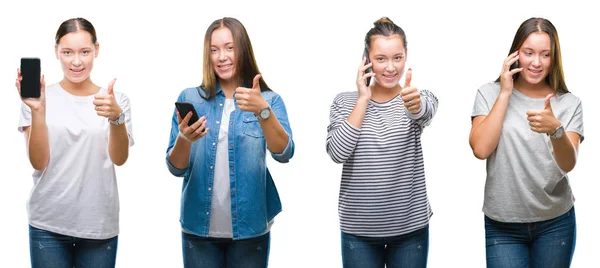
{"left": 20, "top": 57, "right": 41, "bottom": 98}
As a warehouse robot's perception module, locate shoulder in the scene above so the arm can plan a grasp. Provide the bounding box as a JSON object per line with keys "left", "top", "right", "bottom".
{"left": 44, "top": 83, "right": 62, "bottom": 95}
{"left": 177, "top": 86, "right": 208, "bottom": 103}
{"left": 556, "top": 92, "right": 581, "bottom": 105}
{"left": 477, "top": 82, "right": 500, "bottom": 94}
{"left": 261, "top": 89, "right": 282, "bottom": 102}
{"left": 332, "top": 91, "right": 358, "bottom": 105}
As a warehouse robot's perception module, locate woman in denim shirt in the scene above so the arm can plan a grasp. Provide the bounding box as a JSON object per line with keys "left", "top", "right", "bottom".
{"left": 165, "top": 17, "right": 294, "bottom": 267}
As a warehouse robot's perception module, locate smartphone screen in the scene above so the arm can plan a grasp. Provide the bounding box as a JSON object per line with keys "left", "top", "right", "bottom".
{"left": 175, "top": 102, "right": 200, "bottom": 126}
{"left": 20, "top": 58, "right": 41, "bottom": 98}
{"left": 363, "top": 48, "right": 372, "bottom": 86}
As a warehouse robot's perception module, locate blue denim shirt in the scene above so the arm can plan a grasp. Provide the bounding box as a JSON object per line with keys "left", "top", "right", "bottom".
{"left": 166, "top": 85, "right": 294, "bottom": 240}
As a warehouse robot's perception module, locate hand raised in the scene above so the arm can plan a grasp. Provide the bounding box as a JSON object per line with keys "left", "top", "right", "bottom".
{"left": 16, "top": 68, "right": 46, "bottom": 111}
{"left": 93, "top": 79, "right": 123, "bottom": 121}
{"left": 356, "top": 56, "right": 375, "bottom": 101}
{"left": 177, "top": 110, "right": 208, "bottom": 142}
{"left": 500, "top": 51, "right": 523, "bottom": 93}
{"left": 526, "top": 93, "right": 561, "bottom": 134}
{"left": 235, "top": 74, "right": 268, "bottom": 114}
{"left": 400, "top": 68, "right": 421, "bottom": 114}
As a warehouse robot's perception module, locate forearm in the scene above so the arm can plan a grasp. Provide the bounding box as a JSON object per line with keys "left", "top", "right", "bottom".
{"left": 470, "top": 92, "right": 511, "bottom": 159}
{"left": 347, "top": 97, "right": 369, "bottom": 128}
{"left": 27, "top": 109, "right": 50, "bottom": 170}
{"left": 168, "top": 135, "right": 193, "bottom": 169}
{"left": 551, "top": 133, "right": 578, "bottom": 172}
{"left": 108, "top": 124, "right": 129, "bottom": 166}
{"left": 259, "top": 111, "right": 289, "bottom": 154}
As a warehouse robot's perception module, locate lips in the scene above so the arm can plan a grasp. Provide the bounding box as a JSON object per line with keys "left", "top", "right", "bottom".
{"left": 381, "top": 73, "right": 397, "bottom": 82}
{"left": 528, "top": 69, "right": 543, "bottom": 76}
{"left": 70, "top": 68, "right": 85, "bottom": 75}
{"left": 217, "top": 64, "right": 233, "bottom": 71}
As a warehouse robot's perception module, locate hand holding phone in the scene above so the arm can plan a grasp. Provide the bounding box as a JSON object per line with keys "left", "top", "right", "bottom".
{"left": 20, "top": 58, "right": 41, "bottom": 98}
{"left": 175, "top": 102, "right": 200, "bottom": 126}
{"left": 510, "top": 60, "right": 520, "bottom": 80}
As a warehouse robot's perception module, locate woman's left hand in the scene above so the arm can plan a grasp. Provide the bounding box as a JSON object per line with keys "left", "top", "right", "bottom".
{"left": 400, "top": 68, "right": 421, "bottom": 114}
{"left": 235, "top": 74, "right": 268, "bottom": 114}
{"left": 526, "top": 93, "right": 561, "bottom": 134}
{"left": 93, "top": 78, "right": 123, "bottom": 121}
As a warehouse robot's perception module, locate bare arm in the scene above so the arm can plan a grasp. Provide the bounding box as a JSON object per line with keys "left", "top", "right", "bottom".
{"left": 23, "top": 108, "right": 50, "bottom": 170}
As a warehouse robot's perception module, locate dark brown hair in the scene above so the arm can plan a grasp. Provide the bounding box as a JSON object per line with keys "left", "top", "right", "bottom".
{"left": 364, "top": 17, "right": 407, "bottom": 50}
{"left": 55, "top": 18, "right": 97, "bottom": 45}
{"left": 496, "top": 17, "right": 569, "bottom": 94}
{"left": 201, "top": 17, "right": 270, "bottom": 100}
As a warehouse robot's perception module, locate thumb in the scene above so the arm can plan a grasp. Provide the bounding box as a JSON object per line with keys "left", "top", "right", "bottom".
{"left": 107, "top": 78, "right": 117, "bottom": 95}
{"left": 40, "top": 74, "right": 46, "bottom": 94}
{"left": 403, "top": 68, "right": 412, "bottom": 88}
{"left": 544, "top": 93, "right": 553, "bottom": 110}
{"left": 252, "top": 74, "right": 261, "bottom": 90}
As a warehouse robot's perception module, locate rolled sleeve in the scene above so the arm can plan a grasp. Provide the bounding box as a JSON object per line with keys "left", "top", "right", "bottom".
{"left": 270, "top": 133, "right": 294, "bottom": 163}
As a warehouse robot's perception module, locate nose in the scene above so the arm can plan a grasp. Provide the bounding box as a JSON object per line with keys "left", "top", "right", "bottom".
{"left": 385, "top": 60, "right": 395, "bottom": 71}
{"left": 73, "top": 54, "right": 82, "bottom": 66}
{"left": 218, "top": 50, "right": 227, "bottom": 61}
{"left": 532, "top": 55, "right": 541, "bottom": 67}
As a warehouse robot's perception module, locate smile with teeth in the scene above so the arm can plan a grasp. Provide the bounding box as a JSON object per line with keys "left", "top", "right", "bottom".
{"left": 528, "top": 69, "right": 543, "bottom": 75}
{"left": 218, "top": 64, "right": 233, "bottom": 71}
{"left": 382, "top": 73, "right": 397, "bottom": 80}
{"left": 71, "top": 68, "right": 84, "bottom": 74}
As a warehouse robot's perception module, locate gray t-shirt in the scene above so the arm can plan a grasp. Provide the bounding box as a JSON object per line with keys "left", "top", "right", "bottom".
{"left": 472, "top": 82, "right": 584, "bottom": 223}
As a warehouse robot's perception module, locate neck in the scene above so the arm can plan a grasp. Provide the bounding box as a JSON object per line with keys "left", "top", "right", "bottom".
{"left": 514, "top": 77, "right": 553, "bottom": 98}
{"left": 219, "top": 78, "right": 240, "bottom": 99}
{"left": 370, "top": 82, "right": 401, "bottom": 102}
{"left": 60, "top": 78, "right": 99, "bottom": 96}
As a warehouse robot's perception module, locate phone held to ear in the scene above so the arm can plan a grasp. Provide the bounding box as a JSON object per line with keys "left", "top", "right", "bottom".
{"left": 363, "top": 48, "right": 373, "bottom": 86}
{"left": 510, "top": 60, "right": 519, "bottom": 80}
{"left": 175, "top": 102, "right": 200, "bottom": 127}
{"left": 20, "top": 57, "right": 41, "bottom": 98}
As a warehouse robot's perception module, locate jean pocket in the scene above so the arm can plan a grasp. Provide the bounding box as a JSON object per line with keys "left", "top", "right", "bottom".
{"left": 242, "top": 115, "right": 264, "bottom": 138}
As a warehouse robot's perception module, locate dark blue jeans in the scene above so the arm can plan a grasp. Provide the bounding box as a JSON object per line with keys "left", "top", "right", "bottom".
{"left": 485, "top": 206, "right": 576, "bottom": 268}
{"left": 29, "top": 225, "right": 118, "bottom": 268}
{"left": 341, "top": 225, "right": 429, "bottom": 268}
{"left": 182, "top": 231, "right": 270, "bottom": 268}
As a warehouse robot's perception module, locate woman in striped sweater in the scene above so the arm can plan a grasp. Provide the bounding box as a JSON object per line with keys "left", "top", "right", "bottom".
{"left": 326, "top": 17, "right": 438, "bottom": 268}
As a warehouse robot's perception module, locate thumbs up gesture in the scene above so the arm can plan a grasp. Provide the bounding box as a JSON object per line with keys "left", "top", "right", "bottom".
{"left": 526, "top": 93, "right": 561, "bottom": 134}
{"left": 93, "top": 78, "right": 123, "bottom": 121}
{"left": 400, "top": 68, "right": 421, "bottom": 114}
{"left": 235, "top": 74, "right": 268, "bottom": 114}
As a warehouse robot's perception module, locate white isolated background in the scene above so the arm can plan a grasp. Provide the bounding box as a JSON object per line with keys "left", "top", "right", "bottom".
{"left": 0, "top": 0, "right": 597, "bottom": 267}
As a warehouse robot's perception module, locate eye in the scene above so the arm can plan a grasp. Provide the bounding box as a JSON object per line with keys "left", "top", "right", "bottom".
{"left": 210, "top": 48, "right": 217, "bottom": 53}
{"left": 63, "top": 51, "right": 71, "bottom": 55}
{"left": 82, "top": 50, "right": 90, "bottom": 55}
{"left": 543, "top": 53, "right": 551, "bottom": 57}
{"left": 524, "top": 52, "right": 533, "bottom": 56}
{"left": 376, "top": 57, "right": 384, "bottom": 62}
{"left": 227, "top": 46, "right": 234, "bottom": 51}
{"left": 394, "top": 56, "right": 404, "bottom": 60}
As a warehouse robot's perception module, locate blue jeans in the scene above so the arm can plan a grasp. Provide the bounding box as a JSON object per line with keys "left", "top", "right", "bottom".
{"left": 485, "top": 206, "right": 576, "bottom": 268}
{"left": 29, "top": 225, "right": 118, "bottom": 268}
{"left": 341, "top": 225, "right": 429, "bottom": 268}
{"left": 182, "top": 231, "right": 270, "bottom": 268}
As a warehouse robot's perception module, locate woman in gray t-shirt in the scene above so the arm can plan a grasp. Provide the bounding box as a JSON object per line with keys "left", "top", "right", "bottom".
{"left": 470, "top": 17, "right": 583, "bottom": 268}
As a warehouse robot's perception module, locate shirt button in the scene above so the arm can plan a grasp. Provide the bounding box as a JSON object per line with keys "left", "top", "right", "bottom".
{"left": 212, "top": 142, "right": 216, "bottom": 146}
{"left": 210, "top": 166, "right": 213, "bottom": 169}
{"left": 233, "top": 214, "right": 237, "bottom": 218}
{"left": 216, "top": 121, "right": 220, "bottom": 124}
{"left": 231, "top": 189, "right": 236, "bottom": 195}
{"left": 229, "top": 144, "right": 233, "bottom": 148}
{"left": 206, "top": 212, "right": 209, "bottom": 215}
{"left": 231, "top": 167, "right": 234, "bottom": 171}
{"left": 219, "top": 103, "right": 223, "bottom": 106}
{"left": 230, "top": 121, "right": 234, "bottom": 125}
{"left": 208, "top": 187, "right": 212, "bottom": 191}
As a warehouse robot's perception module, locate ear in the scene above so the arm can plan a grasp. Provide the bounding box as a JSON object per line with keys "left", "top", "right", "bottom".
{"left": 94, "top": 42, "right": 100, "bottom": 58}
{"left": 55, "top": 45, "right": 59, "bottom": 59}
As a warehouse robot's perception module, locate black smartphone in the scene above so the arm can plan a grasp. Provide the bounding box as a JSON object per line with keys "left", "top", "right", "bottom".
{"left": 510, "top": 60, "right": 519, "bottom": 80}
{"left": 363, "top": 47, "right": 373, "bottom": 86}
{"left": 20, "top": 58, "right": 41, "bottom": 98}
{"left": 175, "top": 102, "right": 200, "bottom": 126}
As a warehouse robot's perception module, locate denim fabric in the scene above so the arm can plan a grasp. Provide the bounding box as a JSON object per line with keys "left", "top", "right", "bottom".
{"left": 182, "top": 231, "right": 270, "bottom": 268}
{"left": 485, "top": 206, "right": 576, "bottom": 268}
{"left": 166, "top": 85, "right": 294, "bottom": 240}
{"left": 29, "top": 225, "right": 118, "bottom": 268}
{"left": 341, "top": 225, "right": 429, "bottom": 268}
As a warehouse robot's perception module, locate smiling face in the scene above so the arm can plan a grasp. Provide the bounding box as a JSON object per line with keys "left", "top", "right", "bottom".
{"left": 516, "top": 32, "right": 552, "bottom": 86}
{"left": 210, "top": 27, "right": 237, "bottom": 84}
{"left": 55, "top": 30, "right": 98, "bottom": 84}
{"left": 369, "top": 34, "right": 406, "bottom": 89}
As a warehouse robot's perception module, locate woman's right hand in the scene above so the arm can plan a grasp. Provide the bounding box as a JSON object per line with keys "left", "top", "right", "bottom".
{"left": 177, "top": 111, "right": 208, "bottom": 143}
{"left": 500, "top": 51, "right": 523, "bottom": 94}
{"left": 16, "top": 68, "right": 46, "bottom": 111}
{"left": 356, "top": 56, "right": 375, "bottom": 101}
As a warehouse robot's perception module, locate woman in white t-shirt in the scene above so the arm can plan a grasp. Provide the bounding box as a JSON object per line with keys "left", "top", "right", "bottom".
{"left": 15, "top": 17, "right": 134, "bottom": 268}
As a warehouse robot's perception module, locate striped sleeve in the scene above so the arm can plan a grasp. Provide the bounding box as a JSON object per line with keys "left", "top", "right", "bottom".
{"left": 405, "top": 89, "right": 438, "bottom": 128}
{"left": 326, "top": 93, "right": 361, "bottom": 164}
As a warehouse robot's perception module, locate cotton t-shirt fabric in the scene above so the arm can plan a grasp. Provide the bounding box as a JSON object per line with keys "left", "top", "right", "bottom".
{"left": 471, "top": 82, "right": 583, "bottom": 223}
{"left": 326, "top": 89, "right": 438, "bottom": 237}
{"left": 18, "top": 83, "right": 134, "bottom": 239}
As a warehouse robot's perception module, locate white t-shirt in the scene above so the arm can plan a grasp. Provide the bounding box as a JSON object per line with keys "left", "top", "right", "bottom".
{"left": 18, "top": 83, "right": 134, "bottom": 239}
{"left": 209, "top": 98, "right": 235, "bottom": 238}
